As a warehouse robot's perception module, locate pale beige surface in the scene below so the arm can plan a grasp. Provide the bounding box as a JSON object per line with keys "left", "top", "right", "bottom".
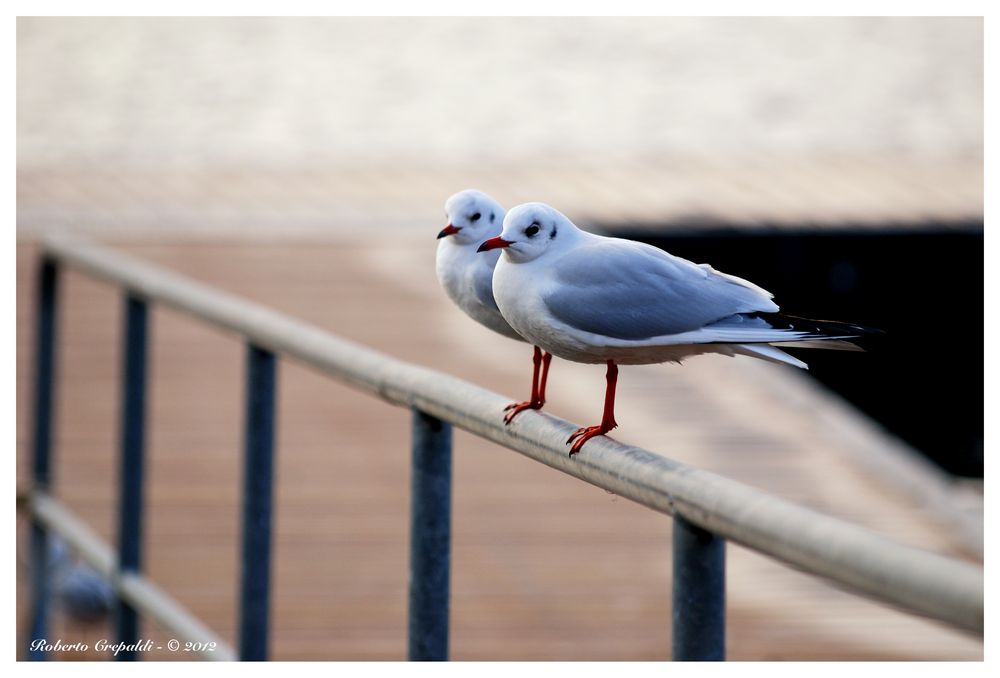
{"left": 16, "top": 17, "right": 983, "bottom": 239}
{"left": 15, "top": 240, "right": 982, "bottom": 660}
{"left": 18, "top": 18, "right": 982, "bottom": 165}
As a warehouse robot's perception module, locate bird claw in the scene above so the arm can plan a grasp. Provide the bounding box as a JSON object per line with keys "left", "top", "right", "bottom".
{"left": 503, "top": 400, "right": 543, "bottom": 425}
{"left": 566, "top": 422, "right": 617, "bottom": 455}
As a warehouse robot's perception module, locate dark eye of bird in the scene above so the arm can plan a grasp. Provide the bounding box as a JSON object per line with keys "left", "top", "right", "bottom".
{"left": 525, "top": 223, "right": 540, "bottom": 237}
{"left": 470, "top": 212, "right": 481, "bottom": 222}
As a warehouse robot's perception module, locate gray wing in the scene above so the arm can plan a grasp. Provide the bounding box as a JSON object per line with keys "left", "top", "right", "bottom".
{"left": 544, "top": 239, "right": 778, "bottom": 340}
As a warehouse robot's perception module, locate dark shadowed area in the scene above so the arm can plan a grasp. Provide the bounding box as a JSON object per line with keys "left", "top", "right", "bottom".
{"left": 606, "top": 225, "right": 984, "bottom": 477}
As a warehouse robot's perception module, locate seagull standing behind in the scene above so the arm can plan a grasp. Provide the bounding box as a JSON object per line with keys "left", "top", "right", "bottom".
{"left": 436, "top": 190, "right": 555, "bottom": 422}
{"left": 480, "top": 202, "right": 878, "bottom": 455}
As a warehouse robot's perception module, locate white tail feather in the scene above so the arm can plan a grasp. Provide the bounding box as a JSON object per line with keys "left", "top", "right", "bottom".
{"left": 735, "top": 344, "right": 808, "bottom": 369}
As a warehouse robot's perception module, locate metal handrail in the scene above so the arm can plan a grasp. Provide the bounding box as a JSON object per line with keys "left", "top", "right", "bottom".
{"left": 26, "top": 234, "right": 983, "bottom": 660}
{"left": 22, "top": 490, "right": 236, "bottom": 661}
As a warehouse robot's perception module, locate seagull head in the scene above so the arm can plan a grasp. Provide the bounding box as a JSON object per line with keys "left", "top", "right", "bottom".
{"left": 478, "top": 202, "right": 576, "bottom": 263}
{"left": 438, "top": 189, "right": 504, "bottom": 245}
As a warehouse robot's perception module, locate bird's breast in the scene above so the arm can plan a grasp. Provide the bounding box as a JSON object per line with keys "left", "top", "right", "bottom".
{"left": 493, "top": 260, "right": 573, "bottom": 352}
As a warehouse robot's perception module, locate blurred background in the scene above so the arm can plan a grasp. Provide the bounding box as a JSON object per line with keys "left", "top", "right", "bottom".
{"left": 16, "top": 16, "right": 983, "bottom": 660}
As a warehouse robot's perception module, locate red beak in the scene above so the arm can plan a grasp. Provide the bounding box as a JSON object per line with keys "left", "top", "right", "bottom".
{"left": 437, "top": 224, "right": 462, "bottom": 239}
{"left": 477, "top": 236, "right": 513, "bottom": 252}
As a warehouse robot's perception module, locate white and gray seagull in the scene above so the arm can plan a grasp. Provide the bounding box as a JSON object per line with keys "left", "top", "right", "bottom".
{"left": 436, "top": 190, "right": 555, "bottom": 423}
{"left": 479, "top": 202, "right": 877, "bottom": 455}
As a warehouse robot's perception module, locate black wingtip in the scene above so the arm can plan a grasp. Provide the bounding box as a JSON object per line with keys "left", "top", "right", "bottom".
{"left": 749, "top": 312, "right": 885, "bottom": 350}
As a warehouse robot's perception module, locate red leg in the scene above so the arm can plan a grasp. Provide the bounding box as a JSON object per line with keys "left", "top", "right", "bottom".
{"left": 504, "top": 346, "right": 546, "bottom": 424}
{"left": 566, "top": 360, "right": 619, "bottom": 455}
{"left": 537, "top": 351, "right": 553, "bottom": 404}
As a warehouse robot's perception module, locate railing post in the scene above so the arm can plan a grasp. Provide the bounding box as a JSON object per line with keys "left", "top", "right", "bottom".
{"left": 238, "top": 344, "right": 277, "bottom": 661}
{"left": 672, "top": 514, "right": 726, "bottom": 660}
{"left": 28, "top": 258, "right": 58, "bottom": 661}
{"left": 115, "top": 294, "right": 150, "bottom": 660}
{"left": 407, "top": 409, "right": 452, "bottom": 661}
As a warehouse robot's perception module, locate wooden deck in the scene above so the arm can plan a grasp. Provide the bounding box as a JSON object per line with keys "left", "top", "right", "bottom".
{"left": 15, "top": 239, "right": 983, "bottom": 661}
{"left": 16, "top": 155, "right": 984, "bottom": 243}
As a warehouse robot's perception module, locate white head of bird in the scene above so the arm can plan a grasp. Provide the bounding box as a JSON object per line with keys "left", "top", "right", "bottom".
{"left": 478, "top": 202, "right": 581, "bottom": 263}
{"left": 438, "top": 189, "right": 505, "bottom": 246}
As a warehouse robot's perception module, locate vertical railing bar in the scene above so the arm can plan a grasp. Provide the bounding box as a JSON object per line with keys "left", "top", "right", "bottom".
{"left": 28, "top": 257, "right": 58, "bottom": 661}
{"left": 407, "top": 408, "right": 453, "bottom": 661}
{"left": 672, "top": 514, "right": 726, "bottom": 661}
{"left": 238, "top": 343, "right": 277, "bottom": 661}
{"left": 115, "top": 294, "right": 150, "bottom": 660}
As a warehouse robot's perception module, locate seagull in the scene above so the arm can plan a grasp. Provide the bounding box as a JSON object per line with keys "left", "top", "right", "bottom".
{"left": 436, "top": 190, "right": 555, "bottom": 423}
{"left": 479, "top": 202, "right": 878, "bottom": 455}
{"left": 48, "top": 537, "right": 114, "bottom": 626}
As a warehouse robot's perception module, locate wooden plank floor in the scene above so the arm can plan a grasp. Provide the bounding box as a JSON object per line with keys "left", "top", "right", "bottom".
{"left": 16, "top": 156, "right": 984, "bottom": 242}
{"left": 15, "top": 239, "right": 983, "bottom": 661}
